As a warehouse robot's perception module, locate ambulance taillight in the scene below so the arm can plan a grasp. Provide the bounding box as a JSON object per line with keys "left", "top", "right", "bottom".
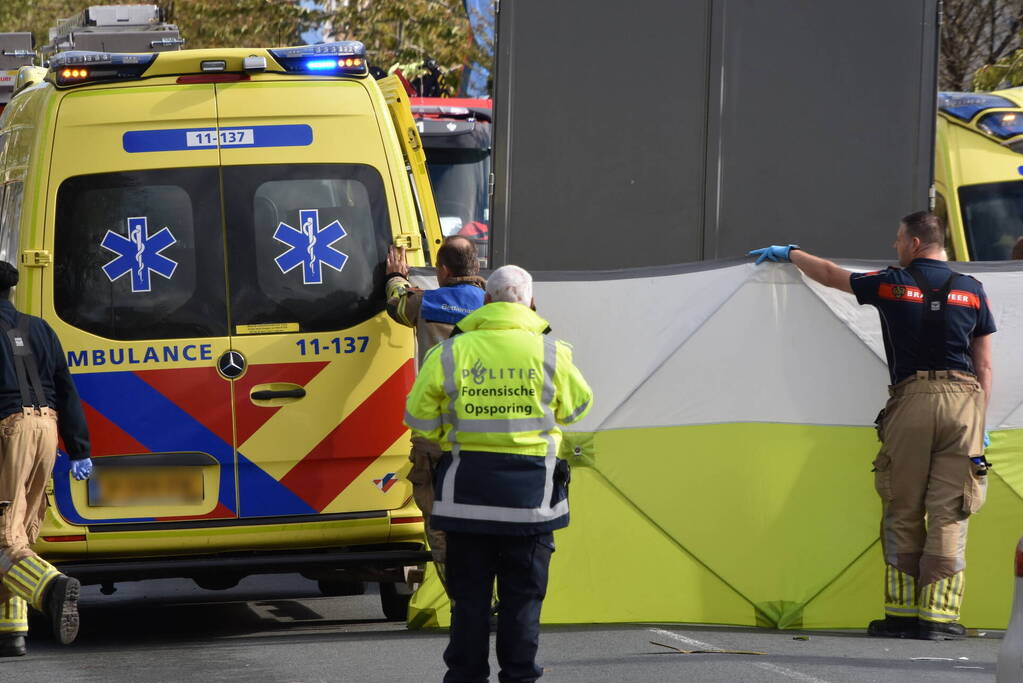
{"left": 1017, "top": 537, "right": 1023, "bottom": 578}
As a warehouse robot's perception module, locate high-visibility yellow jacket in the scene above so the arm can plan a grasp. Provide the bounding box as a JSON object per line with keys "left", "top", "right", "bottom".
{"left": 404, "top": 301, "right": 593, "bottom": 535}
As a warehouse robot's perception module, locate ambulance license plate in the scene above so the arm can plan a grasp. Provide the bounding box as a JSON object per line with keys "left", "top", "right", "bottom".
{"left": 88, "top": 467, "right": 204, "bottom": 507}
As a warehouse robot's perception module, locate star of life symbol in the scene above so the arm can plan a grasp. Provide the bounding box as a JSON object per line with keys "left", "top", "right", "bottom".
{"left": 101, "top": 217, "right": 178, "bottom": 293}
{"left": 273, "top": 209, "right": 348, "bottom": 285}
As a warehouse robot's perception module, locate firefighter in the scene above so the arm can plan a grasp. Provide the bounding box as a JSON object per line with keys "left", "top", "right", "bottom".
{"left": 0, "top": 262, "right": 92, "bottom": 657}
{"left": 750, "top": 211, "right": 996, "bottom": 640}
{"left": 385, "top": 236, "right": 486, "bottom": 578}
{"left": 405, "top": 265, "right": 593, "bottom": 682}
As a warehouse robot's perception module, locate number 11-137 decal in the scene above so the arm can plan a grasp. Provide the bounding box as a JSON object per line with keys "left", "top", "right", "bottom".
{"left": 274, "top": 209, "right": 348, "bottom": 285}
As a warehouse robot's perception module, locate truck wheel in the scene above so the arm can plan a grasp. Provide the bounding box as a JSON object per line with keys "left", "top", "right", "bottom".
{"left": 317, "top": 579, "right": 365, "bottom": 597}
{"left": 379, "top": 582, "right": 411, "bottom": 621}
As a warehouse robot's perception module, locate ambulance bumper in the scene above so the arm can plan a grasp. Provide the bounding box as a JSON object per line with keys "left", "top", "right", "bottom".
{"left": 56, "top": 545, "right": 430, "bottom": 586}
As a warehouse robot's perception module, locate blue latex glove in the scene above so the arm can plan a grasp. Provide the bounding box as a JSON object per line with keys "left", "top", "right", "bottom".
{"left": 748, "top": 244, "right": 799, "bottom": 264}
{"left": 983, "top": 431, "right": 991, "bottom": 449}
{"left": 70, "top": 458, "right": 93, "bottom": 481}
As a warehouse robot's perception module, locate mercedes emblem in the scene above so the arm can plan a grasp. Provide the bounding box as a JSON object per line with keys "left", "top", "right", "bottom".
{"left": 217, "top": 350, "right": 246, "bottom": 379}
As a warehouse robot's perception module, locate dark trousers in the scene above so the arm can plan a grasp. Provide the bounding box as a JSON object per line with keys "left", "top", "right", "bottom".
{"left": 443, "top": 531, "right": 554, "bottom": 683}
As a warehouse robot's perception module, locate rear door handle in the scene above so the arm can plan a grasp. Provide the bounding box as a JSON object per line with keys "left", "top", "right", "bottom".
{"left": 251, "top": 388, "right": 306, "bottom": 400}
{"left": 249, "top": 383, "right": 307, "bottom": 406}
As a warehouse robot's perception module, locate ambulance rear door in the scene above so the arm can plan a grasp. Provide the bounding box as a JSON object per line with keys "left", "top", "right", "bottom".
{"left": 45, "top": 84, "right": 238, "bottom": 531}
{"left": 213, "top": 78, "right": 415, "bottom": 520}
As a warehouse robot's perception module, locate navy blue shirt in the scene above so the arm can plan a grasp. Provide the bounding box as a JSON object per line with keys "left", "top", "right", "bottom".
{"left": 0, "top": 300, "right": 91, "bottom": 459}
{"left": 849, "top": 258, "right": 996, "bottom": 385}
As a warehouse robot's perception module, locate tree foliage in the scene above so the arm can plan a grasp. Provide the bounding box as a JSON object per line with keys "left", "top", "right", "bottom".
{"left": 0, "top": 0, "right": 491, "bottom": 95}
{"left": 165, "top": 0, "right": 319, "bottom": 50}
{"left": 939, "top": 0, "right": 1023, "bottom": 91}
{"left": 326, "top": 0, "right": 488, "bottom": 96}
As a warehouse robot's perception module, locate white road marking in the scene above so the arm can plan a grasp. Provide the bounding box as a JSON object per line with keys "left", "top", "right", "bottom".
{"left": 646, "top": 628, "right": 831, "bottom": 683}
{"left": 755, "top": 661, "right": 831, "bottom": 682}
{"left": 647, "top": 627, "right": 717, "bottom": 650}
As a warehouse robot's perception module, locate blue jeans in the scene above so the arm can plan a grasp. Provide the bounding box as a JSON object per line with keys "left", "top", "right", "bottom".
{"left": 443, "top": 531, "right": 554, "bottom": 683}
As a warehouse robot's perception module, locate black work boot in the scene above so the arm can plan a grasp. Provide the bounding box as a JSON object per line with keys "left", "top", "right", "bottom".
{"left": 44, "top": 575, "right": 80, "bottom": 645}
{"left": 918, "top": 619, "right": 967, "bottom": 640}
{"left": 867, "top": 615, "right": 918, "bottom": 638}
{"left": 0, "top": 634, "right": 26, "bottom": 657}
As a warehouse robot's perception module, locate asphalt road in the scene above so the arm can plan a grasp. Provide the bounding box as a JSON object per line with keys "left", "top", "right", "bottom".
{"left": 3, "top": 575, "right": 1003, "bottom": 682}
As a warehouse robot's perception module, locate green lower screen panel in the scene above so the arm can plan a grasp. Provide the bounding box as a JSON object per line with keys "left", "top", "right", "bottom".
{"left": 408, "top": 424, "right": 1023, "bottom": 629}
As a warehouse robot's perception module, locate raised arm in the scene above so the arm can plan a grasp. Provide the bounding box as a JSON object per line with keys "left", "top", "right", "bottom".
{"left": 749, "top": 245, "right": 853, "bottom": 294}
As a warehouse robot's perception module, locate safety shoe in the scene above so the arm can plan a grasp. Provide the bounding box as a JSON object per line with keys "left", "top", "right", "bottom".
{"left": 918, "top": 620, "right": 967, "bottom": 641}
{"left": 0, "top": 634, "right": 26, "bottom": 657}
{"left": 867, "top": 616, "right": 918, "bottom": 638}
{"left": 44, "top": 574, "right": 80, "bottom": 645}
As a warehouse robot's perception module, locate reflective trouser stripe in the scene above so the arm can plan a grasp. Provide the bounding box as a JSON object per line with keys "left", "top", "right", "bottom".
{"left": 2, "top": 555, "right": 59, "bottom": 610}
{"left": 919, "top": 571, "right": 965, "bottom": 623}
{"left": 0, "top": 597, "right": 27, "bottom": 634}
{"left": 884, "top": 565, "right": 918, "bottom": 617}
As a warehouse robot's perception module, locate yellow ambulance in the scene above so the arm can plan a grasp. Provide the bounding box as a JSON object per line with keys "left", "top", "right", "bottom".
{"left": 0, "top": 41, "right": 442, "bottom": 619}
{"left": 936, "top": 89, "right": 1023, "bottom": 261}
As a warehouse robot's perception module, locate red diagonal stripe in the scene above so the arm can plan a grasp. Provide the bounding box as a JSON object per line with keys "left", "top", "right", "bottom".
{"left": 82, "top": 401, "right": 148, "bottom": 456}
{"left": 280, "top": 360, "right": 414, "bottom": 511}
{"left": 135, "top": 367, "right": 234, "bottom": 445}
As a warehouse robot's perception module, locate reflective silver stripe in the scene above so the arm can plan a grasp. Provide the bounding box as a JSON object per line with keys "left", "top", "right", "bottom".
{"left": 563, "top": 399, "right": 590, "bottom": 424}
{"left": 404, "top": 410, "right": 442, "bottom": 432}
{"left": 457, "top": 416, "right": 555, "bottom": 433}
{"left": 539, "top": 337, "right": 558, "bottom": 513}
{"left": 440, "top": 339, "right": 461, "bottom": 503}
{"left": 884, "top": 606, "right": 918, "bottom": 616}
{"left": 433, "top": 498, "right": 569, "bottom": 523}
{"left": 919, "top": 608, "right": 957, "bottom": 622}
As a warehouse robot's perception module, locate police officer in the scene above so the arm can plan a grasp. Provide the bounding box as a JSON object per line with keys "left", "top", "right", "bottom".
{"left": 0, "top": 262, "right": 92, "bottom": 656}
{"left": 751, "top": 211, "right": 996, "bottom": 641}
{"left": 386, "top": 236, "right": 486, "bottom": 579}
{"left": 405, "top": 265, "right": 592, "bottom": 683}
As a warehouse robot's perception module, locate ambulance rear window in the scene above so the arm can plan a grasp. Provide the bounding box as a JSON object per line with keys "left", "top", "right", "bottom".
{"left": 54, "top": 168, "right": 228, "bottom": 340}
{"left": 959, "top": 180, "right": 1023, "bottom": 260}
{"left": 223, "top": 164, "right": 392, "bottom": 333}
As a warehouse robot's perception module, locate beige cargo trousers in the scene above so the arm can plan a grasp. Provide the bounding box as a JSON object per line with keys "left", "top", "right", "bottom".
{"left": 0, "top": 408, "right": 62, "bottom": 637}
{"left": 407, "top": 436, "right": 447, "bottom": 581}
{"left": 873, "top": 371, "right": 987, "bottom": 624}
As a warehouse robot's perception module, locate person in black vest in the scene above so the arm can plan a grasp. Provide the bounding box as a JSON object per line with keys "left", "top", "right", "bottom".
{"left": 386, "top": 236, "right": 486, "bottom": 582}
{"left": 750, "top": 211, "right": 996, "bottom": 640}
{"left": 0, "top": 262, "right": 92, "bottom": 656}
